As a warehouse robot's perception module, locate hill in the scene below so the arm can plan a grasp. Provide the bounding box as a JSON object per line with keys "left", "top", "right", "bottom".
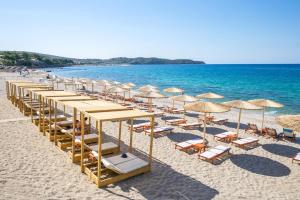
{"left": 0, "top": 51, "right": 205, "bottom": 68}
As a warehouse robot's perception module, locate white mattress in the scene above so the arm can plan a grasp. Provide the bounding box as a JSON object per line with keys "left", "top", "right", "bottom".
{"left": 102, "top": 153, "right": 148, "bottom": 174}
{"left": 87, "top": 142, "right": 118, "bottom": 152}
{"left": 75, "top": 133, "right": 98, "bottom": 142}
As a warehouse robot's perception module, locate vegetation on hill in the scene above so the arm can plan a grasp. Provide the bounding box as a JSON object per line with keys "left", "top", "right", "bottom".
{"left": 0, "top": 51, "right": 205, "bottom": 68}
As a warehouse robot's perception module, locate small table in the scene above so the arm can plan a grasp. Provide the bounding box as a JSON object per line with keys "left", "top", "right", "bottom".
{"left": 193, "top": 143, "right": 206, "bottom": 153}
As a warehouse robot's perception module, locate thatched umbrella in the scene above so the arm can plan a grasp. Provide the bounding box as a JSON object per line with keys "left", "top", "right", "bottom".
{"left": 107, "top": 87, "right": 127, "bottom": 104}
{"left": 196, "top": 92, "right": 224, "bottom": 99}
{"left": 121, "top": 84, "right": 133, "bottom": 98}
{"left": 164, "top": 87, "right": 185, "bottom": 108}
{"left": 276, "top": 115, "right": 300, "bottom": 132}
{"left": 134, "top": 91, "right": 166, "bottom": 112}
{"left": 248, "top": 99, "right": 283, "bottom": 130}
{"left": 184, "top": 101, "right": 230, "bottom": 141}
{"left": 223, "top": 100, "right": 262, "bottom": 134}
{"left": 125, "top": 82, "right": 136, "bottom": 87}
{"left": 139, "top": 86, "right": 159, "bottom": 93}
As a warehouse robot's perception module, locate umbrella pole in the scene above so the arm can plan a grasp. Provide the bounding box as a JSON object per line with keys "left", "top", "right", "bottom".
{"left": 203, "top": 112, "right": 207, "bottom": 141}
{"left": 92, "top": 83, "right": 94, "bottom": 93}
{"left": 237, "top": 109, "right": 242, "bottom": 135}
{"left": 261, "top": 107, "right": 265, "bottom": 131}
{"left": 173, "top": 100, "right": 175, "bottom": 109}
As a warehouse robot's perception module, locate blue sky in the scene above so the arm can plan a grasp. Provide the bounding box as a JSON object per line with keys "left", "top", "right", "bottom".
{"left": 0, "top": 0, "right": 299, "bottom": 63}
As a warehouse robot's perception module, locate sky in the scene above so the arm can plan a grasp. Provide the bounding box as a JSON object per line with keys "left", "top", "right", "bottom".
{"left": 0, "top": 0, "right": 299, "bottom": 64}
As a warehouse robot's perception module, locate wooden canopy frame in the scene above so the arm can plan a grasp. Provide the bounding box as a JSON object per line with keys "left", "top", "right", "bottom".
{"left": 54, "top": 100, "right": 131, "bottom": 162}
{"left": 81, "top": 109, "right": 155, "bottom": 187}
{"left": 30, "top": 90, "right": 78, "bottom": 134}
{"left": 6, "top": 80, "right": 32, "bottom": 101}
{"left": 46, "top": 97, "right": 97, "bottom": 143}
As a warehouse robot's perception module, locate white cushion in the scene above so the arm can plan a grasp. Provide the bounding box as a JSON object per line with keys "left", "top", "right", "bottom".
{"left": 200, "top": 151, "right": 217, "bottom": 159}
{"left": 87, "top": 142, "right": 118, "bottom": 152}
{"left": 176, "top": 142, "right": 192, "bottom": 148}
{"left": 75, "top": 133, "right": 98, "bottom": 143}
{"left": 187, "top": 139, "right": 203, "bottom": 145}
{"left": 294, "top": 153, "right": 300, "bottom": 161}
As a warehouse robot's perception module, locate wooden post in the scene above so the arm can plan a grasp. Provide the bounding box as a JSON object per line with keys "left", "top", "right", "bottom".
{"left": 149, "top": 116, "right": 154, "bottom": 167}
{"left": 129, "top": 119, "right": 133, "bottom": 152}
{"left": 42, "top": 97, "right": 46, "bottom": 135}
{"left": 80, "top": 112, "right": 85, "bottom": 171}
{"left": 38, "top": 95, "right": 41, "bottom": 129}
{"left": 88, "top": 117, "right": 91, "bottom": 134}
{"left": 30, "top": 91, "right": 33, "bottom": 122}
{"left": 63, "top": 105, "right": 66, "bottom": 116}
{"left": 54, "top": 102, "right": 57, "bottom": 145}
{"left": 72, "top": 108, "right": 77, "bottom": 163}
{"left": 97, "top": 121, "right": 102, "bottom": 187}
{"left": 49, "top": 99, "right": 52, "bottom": 138}
{"left": 118, "top": 121, "right": 122, "bottom": 148}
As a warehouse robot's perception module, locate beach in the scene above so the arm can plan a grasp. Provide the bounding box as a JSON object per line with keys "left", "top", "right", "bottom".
{"left": 0, "top": 72, "right": 299, "bottom": 200}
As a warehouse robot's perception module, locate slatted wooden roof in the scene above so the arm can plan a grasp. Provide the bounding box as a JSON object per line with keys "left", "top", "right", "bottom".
{"left": 33, "top": 90, "right": 77, "bottom": 97}
{"left": 85, "top": 109, "right": 153, "bottom": 121}
{"left": 47, "top": 95, "right": 93, "bottom": 101}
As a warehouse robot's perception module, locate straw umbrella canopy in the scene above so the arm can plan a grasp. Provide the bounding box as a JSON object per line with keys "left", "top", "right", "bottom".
{"left": 184, "top": 101, "right": 230, "bottom": 141}
{"left": 134, "top": 91, "right": 166, "bottom": 111}
{"left": 164, "top": 87, "right": 184, "bottom": 108}
{"left": 139, "top": 85, "right": 157, "bottom": 92}
{"left": 121, "top": 84, "right": 133, "bottom": 98}
{"left": 125, "top": 82, "right": 136, "bottom": 87}
{"left": 107, "top": 87, "right": 127, "bottom": 103}
{"left": 276, "top": 115, "right": 300, "bottom": 132}
{"left": 222, "top": 100, "right": 262, "bottom": 134}
{"left": 196, "top": 92, "right": 224, "bottom": 99}
{"left": 169, "top": 94, "right": 197, "bottom": 109}
{"left": 139, "top": 87, "right": 159, "bottom": 93}
{"left": 164, "top": 87, "right": 184, "bottom": 94}
{"left": 248, "top": 99, "right": 284, "bottom": 130}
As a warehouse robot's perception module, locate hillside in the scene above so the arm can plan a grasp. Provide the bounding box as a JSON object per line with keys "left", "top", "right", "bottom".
{"left": 0, "top": 51, "right": 205, "bottom": 68}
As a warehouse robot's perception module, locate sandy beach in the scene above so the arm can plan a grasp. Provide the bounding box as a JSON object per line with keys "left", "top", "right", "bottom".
{"left": 0, "top": 72, "right": 299, "bottom": 200}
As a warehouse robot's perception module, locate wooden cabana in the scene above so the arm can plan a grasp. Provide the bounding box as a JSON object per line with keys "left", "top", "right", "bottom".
{"left": 17, "top": 85, "right": 54, "bottom": 114}
{"left": 9, "top": 82, "right": 47, "bottom": 106}
{"left": 6, "top": 80, "right": 32, "bottom": 101}
{"left": 81, "top": 109, "right": 155, "bottom": 187}
{"left": 54, "top": 100, "right": 130, "bottom": 163}
{"left": 43, "top": 95, "right": 95, "bottom": 141}
{"left": 31, "top": 90, "right": 78, "bottom": 133}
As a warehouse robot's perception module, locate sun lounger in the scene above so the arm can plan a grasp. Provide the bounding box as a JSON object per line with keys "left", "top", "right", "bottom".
{"left": 292, "top": 153, "right": 300, "bottom": 163}
{"left": 263, "top": 127, "right": 278, "bottom": 139}
{"left": 100, "top": 153, "right": 148, "bottom": 174}
{"left": 212, "top": 118, "right": 228, "bottom": 125}
{"left": 153, "top": 111, "right": 164, "bottom": 117}
{"left": 282, "top": 128, "right": 296, "bottom": 141}
{"left": 75, "top": 133, "right": 98, "bottom": 144}
{"left": 165, "top": 118, "right": 187, "bottom": 125}
{"left": 129, "top": 122, "right": 157, "bottom": 132}
{"left": 178, "top": 122, "right": 202, "bottom": 130}
{"left": 245, "top": 123, "right": 260, "bottom": 134}
{"left": 170, "top": 108, "right": 185, "bottom": 114}
{"left": 175, "top": 139, "right": 204, "bottom": 152}
{"left": 198, "top": 145, "right": 231, "bottom": 164}
{"left": 214, "top": 131, "right": 237, "bottom": 142}
{"left": 232, "top": 137, "right": 259, "bottom": 149}
{"left": 144, "top": 126, "right": 173, "bottom": 137}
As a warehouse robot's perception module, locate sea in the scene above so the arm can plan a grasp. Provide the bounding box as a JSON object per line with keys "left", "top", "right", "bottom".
{"left": 44, "top": 64, "right": 300, "bottom": 115}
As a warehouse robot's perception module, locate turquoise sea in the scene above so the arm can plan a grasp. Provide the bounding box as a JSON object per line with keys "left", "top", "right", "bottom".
{"left": 45, "top": 64, "right": 300, "bottom": 115}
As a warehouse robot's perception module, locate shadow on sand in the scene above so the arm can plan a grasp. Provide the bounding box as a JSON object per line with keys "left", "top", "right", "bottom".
{"left": 104, "top": 157, "right": 219, "bottom": 200}
{"left": 230, "top": 154, "right": 290, "bottom": 177}
{"left": 262, "top": 143, "right": 300, "bottom": 157}
{"left": 225, "top": 121, "right": 248, "bottom": 130}
{"left": 205, "top": 127, "right": 228, "bottom": 135}
{"left": 167, "top": 131, "right": 201, "bottom": 143}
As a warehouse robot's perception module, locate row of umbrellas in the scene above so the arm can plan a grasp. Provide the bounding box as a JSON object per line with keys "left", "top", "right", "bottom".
{"left": 46, "top": 75, "right": 299, "bottom": 137}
